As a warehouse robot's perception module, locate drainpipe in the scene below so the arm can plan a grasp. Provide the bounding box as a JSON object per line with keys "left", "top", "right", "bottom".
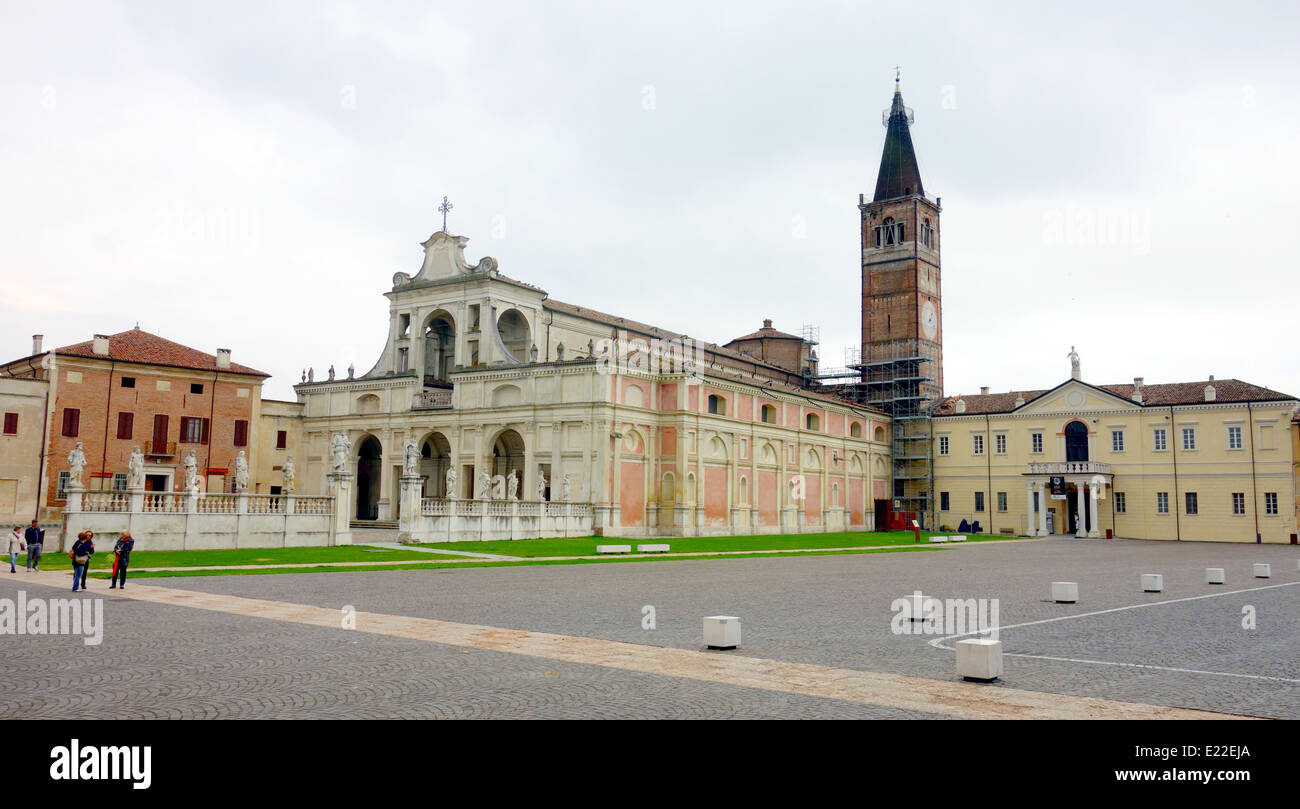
{"left": 985, "top": 414, "right": 992, "bottom": 526}
{"left": 204, "top": 370, "right": 218, "bottom": 492}
{"left": 1170, "top": 406, "right": 1181, "bottom": 542}
{"left": 1248, "top": 402, "right": 1260, "bottom": 543}
{"left": 99, "top": 360, "right": 116, "bottom": 486}
{"left": 28, "top": 355, "right": 51, "bottom": 523}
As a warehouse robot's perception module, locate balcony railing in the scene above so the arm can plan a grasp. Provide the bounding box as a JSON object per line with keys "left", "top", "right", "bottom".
{"left": 1026, "top": 461, "right": 1111, "bottom": 475}
{"left": 144, "top": 440, "right": 177, "bottom": 457}
{"left": 413, "top": 389, "right": 453, "bottom": 410}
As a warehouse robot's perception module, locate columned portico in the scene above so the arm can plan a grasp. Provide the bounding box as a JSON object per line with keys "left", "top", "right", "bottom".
{"left": 1023, "top": 462, "right": 1111, "bottom": 538}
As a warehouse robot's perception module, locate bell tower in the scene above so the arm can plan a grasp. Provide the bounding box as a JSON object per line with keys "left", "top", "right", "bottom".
{"left": 857, "top": 73, "right": 942, "bottom": 525}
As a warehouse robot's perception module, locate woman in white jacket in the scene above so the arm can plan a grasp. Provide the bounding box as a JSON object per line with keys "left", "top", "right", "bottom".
{"left": 7, "top": 526, "right": 23, "bottom": 573}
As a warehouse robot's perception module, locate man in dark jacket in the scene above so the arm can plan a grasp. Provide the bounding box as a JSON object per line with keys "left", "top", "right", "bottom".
{"left": 110, "top": 531, "right": 134, "bottom": 590}
{"left": 23, "top": 520, "right": 42, "bottom": 571}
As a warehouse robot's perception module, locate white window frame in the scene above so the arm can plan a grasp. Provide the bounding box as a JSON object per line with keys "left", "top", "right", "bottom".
{"left": 1181, "top": 426, "right": 1196, "bottom": 451}
{"left": 1156, "top": 492, "right": 1168, "bottom": 514}
{"left": 1114, "top": 492, "right": 1126, "bottom": 514}
{"left": 1264, "top": 492, "right": 1278, "bottom": 515}
{"left": 994, "top": 433, "right": 1007, "bottom": 455}
{"left": 972, "top": 434, "right": 984, "bottom": 456}
{"left": 1226, "top": 425, "right": 1243, "bottom": 451}
{"left": 1153, "top": 428, "right": 1167, "bottom": 452}
{"left": 1030, "top": 432, "right": 1043, "bottom": 454}
{"left": 937, "top": 435, "right": 949, "bottom": 456}
{"left": 1111, "top": 430, "right": 1124, "bottom": 452}
{"left": 1231, "top": 492, "right": 1246, "bottom": 515}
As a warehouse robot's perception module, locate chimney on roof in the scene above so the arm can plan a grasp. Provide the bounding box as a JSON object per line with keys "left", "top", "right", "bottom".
{"left": 979, "top": 386, "right": 990, "bottom": 396}
{"left": 1132, "top": 377, "right": 1144, "bottom": 403}
{"left": 32, "top": 334, "right": 43, "bottom": 355}
{"left": 92, "top": 334, "right": 110, "bottom": 356}
{"left": 762, "top": 319, "right": 772, "bottom": 329}
{"left": 216, "top": 348, "right": 232, "bottom": 370}
{"left": 1014, "top": 394, "right": 1025, "bottom": 408}
{"left": 1208, "top": 374, "right": 1214, "bottom": 381}
{"left": 1204, "top": 384, "right": 1216, "bottom": 402}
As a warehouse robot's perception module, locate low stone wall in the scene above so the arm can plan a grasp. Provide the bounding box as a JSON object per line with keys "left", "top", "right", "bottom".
{"left": 400, "top": 498, "right": 593, "bottom": 542}
{"left": 61, "top": 488, "right": 341, "bottom": 552}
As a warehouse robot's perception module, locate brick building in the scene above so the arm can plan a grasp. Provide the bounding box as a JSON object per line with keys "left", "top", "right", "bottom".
{"left": 0, "top": 329, "right": 269, "bottom": 511}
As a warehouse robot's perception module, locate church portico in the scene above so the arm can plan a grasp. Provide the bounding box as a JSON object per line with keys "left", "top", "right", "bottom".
{"left": 1023, "top": 463, "right": 1112, "bottom": 537}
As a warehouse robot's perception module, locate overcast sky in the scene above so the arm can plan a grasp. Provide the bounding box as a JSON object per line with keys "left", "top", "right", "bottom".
{"left": 3, "top": 1, "right": 1297, "bottom": 401}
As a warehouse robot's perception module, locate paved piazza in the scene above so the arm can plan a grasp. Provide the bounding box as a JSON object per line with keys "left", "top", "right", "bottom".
{"left": 2, "top": 538, "right": 1296, "bottom": 719}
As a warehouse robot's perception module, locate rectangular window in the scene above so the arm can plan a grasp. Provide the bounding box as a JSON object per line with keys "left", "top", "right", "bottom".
{"left": 972, "top": 434, "right": 984, "bottom": 455}
{"left": 1182, "top": 427, "right": 1196, "bottom": 450}
{"left": 190, "top": 383, "right": 204, "bottom": 394}
{"left": 1153, "top": 428, "right": 1167, "bottom": 451}
{"left": 1227, "top": 426, "right": 1242, "bottom": 450}
{"left": 276, "top": 430, "right": 287, "bottom": 450}
{"left": 120, "top": 376, "right": 135, "bottom": 388}
{"left": 1265, "top": 492, "right": 1278, "bottom": 515}
{"left": 940, "top": 491, "right": 950, "bottom": 511}
{"left": 2, "top": 412, "right": 16, "bottom": 435}
{"left": 874, "top": 228, "right": 882, "bottom": 248}
{"left": 233, "top": 419, "right": 249, "bottom": 447}
{"left": 996, "top": 492, "right": 1007, "bottom": 512}
{"left": 180, "top": 417, "right": 210, "bottom": 444}
{"left": 893, "top": 479, "right": 904, "bottom": 498}
{"left": 974, "top": 492, "right": 985, "bottom": 512}
{"left": 1156, "top": 492, "right": 1169, "bottom": 514}
{"left": 1115, "top": 492, "right": 1126, "bottom": 514}
{"left": 1185, "top": 491, "right": 1198, "bottom": 515}
{"left": 1031, "top": 432, "right": 1043, "bottom": 454}
{"left": 1111, "top": 430, "right": 1124, "bottom": 452}
{"left": 57, "top": 471, "right": 69, "bottom": 500}
{"left": 995, "top": 434, "right": 1006, "bottom": 454}
{"left": 1232, "top": 492, "right": 1246, "bottom": 515}
{"left": 112, "top": 473, "right": 128, "bottom": 492}
{"left": 938, "top": 436, "right": 949, "bottom": 456}
{"left": 61, "top": 408, "right": 80, "bottom": 437}
{"left": 116, "top": 412, "right": 134, "bottom": 440}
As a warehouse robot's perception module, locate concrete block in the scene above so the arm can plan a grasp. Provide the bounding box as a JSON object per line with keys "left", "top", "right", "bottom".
{"left": 904, "top": 592, "right": 938, "bottom": 622}
{"left": 1052, "top": 581, "right": 1078, "bottom": 603}
{"left": 637, "top": 543, "right": 670, "bottom": 553}
{"left": 928, "top": 535, "right": 948, "bottom": 543}
{"left": 1253, "top": 563, "right": 1271, "bottom": 579}
{"left": 949, "top": 535, "right": 967, "bottom": 542}
{"left": 595, "top": 544, "right": 631, "bottom": 554}
{"left": 956, "top": 638, "right": 1003, "bottom": 682}
{"left": 1141, "top": 574, "right": 1163, "bottom": 593}
{"left": 703, "top": 616, "right": 741, "bottom": 650}
{"left": 1206, "top": 568, "right": 1225, "bottom": 585}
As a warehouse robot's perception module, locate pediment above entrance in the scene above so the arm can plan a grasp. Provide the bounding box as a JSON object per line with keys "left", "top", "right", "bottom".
{"left": 1014, "top": 379, "right": 1140, "bottom": 415}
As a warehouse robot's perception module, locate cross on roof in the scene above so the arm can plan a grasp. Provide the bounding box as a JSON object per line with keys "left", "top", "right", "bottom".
{"left": 438, "top": 196, "right": 453, "bottom": 231}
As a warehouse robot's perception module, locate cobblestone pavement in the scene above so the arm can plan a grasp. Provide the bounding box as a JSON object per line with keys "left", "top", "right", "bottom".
{"left": 2, "top": 538, "right": 1296, "bottom": 718}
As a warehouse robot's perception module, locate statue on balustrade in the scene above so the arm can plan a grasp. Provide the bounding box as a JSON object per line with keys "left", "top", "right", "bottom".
{"left": 476, "top": 471, "right": 492, "bottom": 500}
{"left": 330, "top": 433, "right": 352, "bottom": 474}
{"left": 507, "top": 470, "right": 518, "bottom": 501}
{"left": 282, "top": 455, "right": 296, "bottom": 493}
{"left": 491, "top": 474, "right": 506, "bottom": 500}
{"left": 536, "top": 473, "right": 547, "bottom": 502}
{"left": 445, "top": 466, "right": 457, "bottom": 499}
{"left": 561, "top": 474, "right": 572, "bottom": 502}
{"left": 127, "top": 446, "right": 145, "bottom": 490}
{"left": 182, "top": 449, "right": 199, "bottom": 492}
{"left": 403, "top": 438, "right": 420, "bottom": 476}
{"left": 66, "top": 442, "right": 87, "bottom": 488}
{"left": 234, "top": 451, "right": 250, "bottom": 493}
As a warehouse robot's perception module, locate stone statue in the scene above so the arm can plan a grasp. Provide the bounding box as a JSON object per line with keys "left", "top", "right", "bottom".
{"left": 556, "top": 343, "right": 565, "bottom": 361}
{"left": 347, "top": 363, "right": 355, "bottom": 379}
{"left": 182, "top": 449, "right": 199, "bottom": 492}
{"left": 66, "top": 442, "right": 87, "bottom": 488}
{"left": 127, "top": 446, "right": 145, "bottom": 490}
{"left": 403, "top": 437, "right": 420, "bottom": 476}
{"left": 234, "top": 450, "right": 250, "bottom": 492}
{"left": 506, "top": 469, "right": 518, "bottom": 501}
{"left": 1068, "top": 346, "right": 1081, "bottom": 379}
{"left": 476, "top": 471, "right": 492, "bottom": 500}
{"left": 561, "top": 474, "right": 572, "bottom": 502}
{"left": 308, "top": 367, "right": 315, "bottom": 382}
{"left": 530, "top": 344, "right": 538, "bottom": 362}
{"left": 301, "top": 369, "right": 306, "bottom": 383}
{"left": 445, "top": 466, "right": 457, "bottom": 499}
{"left": 491, "top": 474, "right": 506, "bottom": 500}
{"left": 330, "top": 433, "right": 352, "bottom": 474}
{"left": 283, "top": 455, "right": 297, "bottom": 493}
{"left": 536, "top": 473, "right": 547, "bottom": 502}
{"left": 587, "top": 339, "right": 594, "bottom": 357}
{"left": 328, "top": 364, "right": 336, "bottom": 381}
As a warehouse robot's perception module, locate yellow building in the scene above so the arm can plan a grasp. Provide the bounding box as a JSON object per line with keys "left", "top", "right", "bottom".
{"left": 254, "top": 399, "right": 304, "bottom": 494}
{"left": 931, "top": 366, "right": 1299, "bottom": 543}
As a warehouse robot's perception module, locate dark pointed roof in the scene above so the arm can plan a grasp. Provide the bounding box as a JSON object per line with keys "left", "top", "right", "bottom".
{"left": 873, "top": 83, "right": 925, "bottom": 202}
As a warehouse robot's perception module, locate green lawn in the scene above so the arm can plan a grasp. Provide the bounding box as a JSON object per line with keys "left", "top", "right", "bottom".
{"left": 415, "top": 530, "right": 1021, "bottom": 558}
{"left": 16, "top": 545, "right": 435, "bottom": 571}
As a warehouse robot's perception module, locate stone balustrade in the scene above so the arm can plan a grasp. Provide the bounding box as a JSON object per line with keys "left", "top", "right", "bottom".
{"left": 1025, "top": 461, "right": 1111, "bottom": 475}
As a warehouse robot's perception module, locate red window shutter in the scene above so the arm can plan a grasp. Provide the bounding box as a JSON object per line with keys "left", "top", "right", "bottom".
{"left": 201, "top": 418, "right": 210, "bottom": 445}
{"left": 62, "top": 408, "right": 80, "bottom": 437}
{"left": 276, "top": 430, "right": 287, "bottom": 449}
{"left": 2, "top": 413, "right": 16, "bottom": 435}
{"left": 233, "top": 420, "right": 248, "bottom": 447}
{"left": 116, "top": 412, "right": 134, "bottom": 440}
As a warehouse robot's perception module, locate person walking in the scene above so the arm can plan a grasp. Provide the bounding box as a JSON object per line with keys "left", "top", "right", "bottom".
{"left": 109, "top": 531, "right": 133, "bottom": 590}
{"left": 23, "top": 520, "right": 42, "bottom": 571}
{"left": 7, "top": 526, "right": 22, "bottom": 573}
{"left": 70, "top": 531, "right": 94, "bottom": 592}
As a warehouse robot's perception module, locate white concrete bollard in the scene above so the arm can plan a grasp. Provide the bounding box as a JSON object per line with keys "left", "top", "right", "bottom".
{"left": 703, "top": 616, "right": 741, "bottom": 650}
{"left": 1051, "top": 581, "right": 1078, "bottom": 603}
{"left": 905, "top": 592, "right": 938, "bottom": 622}
{"left": 1206, "top": 568, "right": 1226, "bottom": 585}
{"left": 1253, "top": 563, "right": 1271, "bottom": 579}
{"left": 1141, "top": 574, "right": 1163, "bottom": 593}
{"left": 956, "top": 638, "right": 1003, "bottom": 682}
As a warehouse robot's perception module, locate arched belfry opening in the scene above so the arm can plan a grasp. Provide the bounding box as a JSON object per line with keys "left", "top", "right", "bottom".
{"left": 1065, "top": 421, "right": 1089, "bottom": 462}
{"left": 356, "top": 436, "right": 383, "bottom": 520}
{"left": 497, "top": 309, "right": 530, "bottom": 363}
{"left": 424, "top": 311, "right": 456, "bottom": 385}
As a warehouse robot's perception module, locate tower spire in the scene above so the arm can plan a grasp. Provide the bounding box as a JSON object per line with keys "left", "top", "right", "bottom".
{"left": 873, "top": 78, "right": 924, "bottom": 202}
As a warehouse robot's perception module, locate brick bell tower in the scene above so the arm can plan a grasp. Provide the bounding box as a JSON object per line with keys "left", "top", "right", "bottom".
{"left": 858, "top": 73, "right": 942, "bottom": 524}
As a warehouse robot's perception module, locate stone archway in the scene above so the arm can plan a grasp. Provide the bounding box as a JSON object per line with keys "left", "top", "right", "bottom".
{"left": 424, "top": 311, "right": 456, "bottom": 384}
{"left": 420, "top": 431, "right": 452, "bottom": 497}
{"left": 1065, "top": 420, "right": 1089, "bottom": 462}
{"left": 490, "top": 429, "right": 526, "bottom": 486}
{"left": 356, "top": 436, "right": 382, "bottom": 520}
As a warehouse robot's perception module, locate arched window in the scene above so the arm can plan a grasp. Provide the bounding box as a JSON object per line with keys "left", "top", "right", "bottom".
{"left": 850, "top": 422, "right": 863, "bottom": 438}
{"left": 874, "top": 425, "right": 886, "bottom": 442}
{"left": 806, "top": 413, "right": 820, "bottom": 431}
{"left": 423, "top": 311, "right": 456, "bottom": 383}
{"left": 497, "top": 309, "right": 530, "bottom": 363}
{"left": 761, "top": 404, "right": 777, "bottom": 424}
{"left": 707, "top": 394, "right": 726, "bottom": 415}
{"left": 1065, "top": 421, "right": 1089, "bottom": 462}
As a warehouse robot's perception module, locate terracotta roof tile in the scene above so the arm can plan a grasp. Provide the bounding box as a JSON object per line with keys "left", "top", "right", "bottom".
{"left": 49, "top": 329, "right": 268, "bottom": 377}
{"left": 935, "top": 378, "right": 1296, "bottom": 416}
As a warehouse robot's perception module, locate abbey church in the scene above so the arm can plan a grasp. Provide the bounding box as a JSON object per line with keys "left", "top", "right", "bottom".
{"left": 4, "top": 79, "right": 1297, "bottom": 543}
